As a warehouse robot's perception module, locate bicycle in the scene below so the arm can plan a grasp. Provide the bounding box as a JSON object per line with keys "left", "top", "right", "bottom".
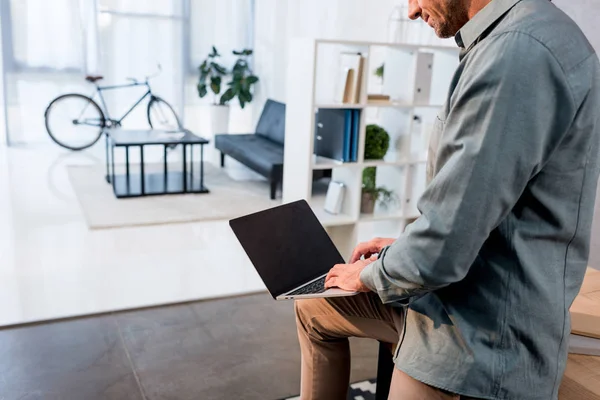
{"left": 44, "top": 65, "right": 182, "bottom": 151}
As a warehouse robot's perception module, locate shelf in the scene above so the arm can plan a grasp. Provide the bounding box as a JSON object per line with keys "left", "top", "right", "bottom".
{"left": 314, "top": 102, "right": 446, "bottom": 110}
{"left": 312, "top": 155, "right": 358, "bottom": 170}
{"left": 365, "top": 102, "right": 445, "bottom": 109}
{"left": 361, "top": 159, "right": 427, "bottom": 167}
{"left": 362, "top": 159, "right": 408, "bottom": 167}
{"left": 359, "top": 212, "right": 405, "bottom": 222}
{"left": 313, "top": 207, "right": 357, "bottom": 227}
{"left": 314, "top": 39, "right": 460, "bottom": 53}
{"left": 315, "top": 103, "right": 365, "bottom": 109}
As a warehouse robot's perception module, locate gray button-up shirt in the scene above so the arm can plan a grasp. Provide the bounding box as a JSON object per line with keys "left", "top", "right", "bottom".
{"left": 360, "top": 0, "right": 600, "bottom": 398}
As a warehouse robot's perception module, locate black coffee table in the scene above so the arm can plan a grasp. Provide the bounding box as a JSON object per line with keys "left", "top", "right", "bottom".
{"left": 105, "top": 129, "right": 210, "bottom": 198}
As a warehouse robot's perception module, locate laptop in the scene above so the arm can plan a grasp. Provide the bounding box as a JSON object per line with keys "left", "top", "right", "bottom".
{"left": 229, "top": 200, "right": 359, "bottom": 300}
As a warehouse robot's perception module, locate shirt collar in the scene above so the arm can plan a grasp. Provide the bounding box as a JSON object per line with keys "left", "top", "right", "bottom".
{"left": 455, "top": 0, "right": 522, "bottom": 50}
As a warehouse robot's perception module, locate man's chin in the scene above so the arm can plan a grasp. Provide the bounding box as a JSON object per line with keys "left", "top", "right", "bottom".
{"left": 432, "top": 24, "right": 458, "bottom": 39}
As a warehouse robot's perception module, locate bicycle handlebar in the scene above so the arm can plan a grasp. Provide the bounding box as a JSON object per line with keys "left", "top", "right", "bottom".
{"left": 144, "top": 63, "right": 162, "bottom": 82}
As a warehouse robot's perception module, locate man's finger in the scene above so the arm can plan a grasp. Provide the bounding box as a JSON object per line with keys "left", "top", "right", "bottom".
{"left": 325, "top": 278, "right": 337, "bottom": 289}
{"left": 325, "top": 270, "right": 338, "bottom": 281}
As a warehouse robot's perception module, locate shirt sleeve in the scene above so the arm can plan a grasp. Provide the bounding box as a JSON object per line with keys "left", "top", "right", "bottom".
{"left": 360, "top": 32, "right": 576, "bottom": 304}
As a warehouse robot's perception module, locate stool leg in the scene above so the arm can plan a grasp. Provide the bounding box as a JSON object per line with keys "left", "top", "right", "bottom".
{"left": 220, "top": 152, "right": 225, "bottom": 168}
{"left": 376, "top": 342, "right": 394, "bottom": 400}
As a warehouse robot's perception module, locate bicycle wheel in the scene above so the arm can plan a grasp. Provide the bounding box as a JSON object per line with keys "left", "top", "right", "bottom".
{"left": 44, "top": 94, "right": 105, "bottom": 151}
{"left": 147, "top": 96, "right": 182, "bottom": 131}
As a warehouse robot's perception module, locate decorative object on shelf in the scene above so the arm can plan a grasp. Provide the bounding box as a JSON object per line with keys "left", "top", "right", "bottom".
{"left": 374, "top": 63, "right": 385, "bottom": 82}
{"left": 361, "top": 167, "right": 395, "bottom": 214}
{"left": 364, "top": 124, "right": 390, "bottom": 160}
{"left": 324, "top": 181, "right": 346, "bottom": 215}
{"left": 361, "top": 124, "right": 395, "bottom": 214}
{"left": 367, "top": 94, "right": 391, "bottom": 105}
{"left": 336, "top": 52, "right": 365, "bottom": 104}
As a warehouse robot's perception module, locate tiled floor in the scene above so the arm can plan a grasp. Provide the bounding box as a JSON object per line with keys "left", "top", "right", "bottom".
{"left": 0, "top": 293, "right": 379, "bottom": 400}
{"left": 0, "top": 292, "right": 598, "bottom": 400}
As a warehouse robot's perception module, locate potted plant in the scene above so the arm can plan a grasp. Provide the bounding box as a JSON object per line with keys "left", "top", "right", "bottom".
{"left": 197, "top": 47, "right": 259, "bottom": 135}
{"left": 220, "top": 49, "right": 259, "bottom": 109}
{"left": 374, "top": 63, "right": 385, "bottom": 83}
{"left": 197, "top": 46, "right": 230, "bottom": 135}
{"left": 361, "top": 124, "right": 395, "bottom": 214}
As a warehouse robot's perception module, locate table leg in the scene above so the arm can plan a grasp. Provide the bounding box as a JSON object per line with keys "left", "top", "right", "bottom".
{"left": 105, "top": 133, "right": 110, "bottom": 183}
{"left": 110, "top": 142, "right": 116, "bottom": 191}
{"left": 140, "top": 145, "right": 145, "bottom": 195}
{"left": 182, "top": 143, "right": 187, "bottom": 192}
{"left": 164, "top": 146, "right": 168, "bottom": 192}
{"left": 200, "top": 144, "right": 205, "bottom": 191}
{"left": 125, "top": 146, "right": 130, "bottom": 188}
{"left": 190, "top": 144, "right": 194, "bottom": 190}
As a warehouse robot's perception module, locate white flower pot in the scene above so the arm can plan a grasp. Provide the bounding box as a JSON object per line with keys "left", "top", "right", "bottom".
{"left": 209, "top": 105, "right": 230, "bottom": 137}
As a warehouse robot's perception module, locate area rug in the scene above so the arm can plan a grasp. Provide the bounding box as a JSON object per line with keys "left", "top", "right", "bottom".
{"left": 281, "top": 379, "right": 377, "bottom": 400}
{"left": 67, "top": 163, "right": 281, "bottom": 229}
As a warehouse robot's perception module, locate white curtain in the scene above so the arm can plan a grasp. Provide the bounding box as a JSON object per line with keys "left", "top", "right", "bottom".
{"left": 9, "top": 0, "right": 85, "bottom": 70}
{"left": 190, "top": 0, "right": 253, "bottom": 70}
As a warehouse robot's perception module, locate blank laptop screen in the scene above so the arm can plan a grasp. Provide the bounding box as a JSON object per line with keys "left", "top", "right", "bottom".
{"left": 229, "top": 200, "right": 345, "bottom": 297}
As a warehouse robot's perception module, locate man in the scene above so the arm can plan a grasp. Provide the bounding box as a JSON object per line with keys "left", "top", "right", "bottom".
{"left": 295, "top": 0, "right": 600, "bottom": 399}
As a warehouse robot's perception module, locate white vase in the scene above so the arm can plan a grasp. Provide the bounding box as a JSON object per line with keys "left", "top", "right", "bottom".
{"left": 209, "top": 105, "right": 230, "bottom": 137}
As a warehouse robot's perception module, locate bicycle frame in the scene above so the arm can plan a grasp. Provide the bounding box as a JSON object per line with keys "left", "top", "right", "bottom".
{"left": 93, "top": 81, "right": 156, "bottom": 125}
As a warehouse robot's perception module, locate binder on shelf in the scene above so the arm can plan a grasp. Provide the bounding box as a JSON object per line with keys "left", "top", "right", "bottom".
{"left": 350, "top": 110, "right": 360, "bottom": 162}
{"left": 314, "top": 108, "right": 361, "bottom": 163}
{"left": 343, "top": 110, "right": 352, "bottom": 161}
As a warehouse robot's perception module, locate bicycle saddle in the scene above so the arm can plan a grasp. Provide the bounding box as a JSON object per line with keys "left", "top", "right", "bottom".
{"left": 85, "top": 75, "right": 104, "bottom": 83}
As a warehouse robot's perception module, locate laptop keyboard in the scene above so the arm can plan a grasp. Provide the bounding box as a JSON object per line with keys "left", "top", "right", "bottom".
{"left": 288, "top": 276, "right": 327, "bottom": 296}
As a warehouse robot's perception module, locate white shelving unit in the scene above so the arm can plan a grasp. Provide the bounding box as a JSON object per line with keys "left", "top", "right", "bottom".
{"left": 283, "top": 38, "right": 459, "bottom": 258}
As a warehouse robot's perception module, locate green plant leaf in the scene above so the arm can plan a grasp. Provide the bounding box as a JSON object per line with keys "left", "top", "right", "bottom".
{"left": 362, "top": 167, "right": 377, "bottom": 190}
{"left": 210, "top": 76, "right": 222, "bottom": 95}
{"left": 211, "top": 46, "right": 220, "bottom": 57}
{"left": 232, "top": 50, "right": 244, "bottom": 56}
{"left": 197, "top": 83, "right": 208, "bottom": 98}
{"left": 246, "top": 75, "right": 259, "bottom": 84}
{"left": 211, "top": 62, "right": 227, "bottom": 75}
{"left": 243, "top": 49, "right": 253, "bottom": 56}
{"left": 220, "top": 88, "right": 235, "bottom": 105}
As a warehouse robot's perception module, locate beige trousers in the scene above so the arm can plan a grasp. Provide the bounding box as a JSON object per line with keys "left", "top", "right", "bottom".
{"left": 295, "top": 293, "right": 477, "bottom": 400}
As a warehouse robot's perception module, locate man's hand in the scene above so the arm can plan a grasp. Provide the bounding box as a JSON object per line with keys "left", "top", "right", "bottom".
{"left": 349, "top": 237, "right": 396, "bottom": 263}
{"left": 324, "top": 256, "right": 378, "bottom": 292}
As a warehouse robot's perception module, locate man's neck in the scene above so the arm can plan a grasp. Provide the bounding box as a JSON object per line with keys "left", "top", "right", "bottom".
{"left": 467, "top": 0, "right": 494, "bottom": 19}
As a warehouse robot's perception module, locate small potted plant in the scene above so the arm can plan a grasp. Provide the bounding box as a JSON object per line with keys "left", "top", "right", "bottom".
{"left": 197, "top": 47, "right": 259, "bottom": 134}
{"left": 197, "top": 46, "right": 230, "bottom": 134}
{"left": 361, "top": 124, "right": 395, "bottom": 214}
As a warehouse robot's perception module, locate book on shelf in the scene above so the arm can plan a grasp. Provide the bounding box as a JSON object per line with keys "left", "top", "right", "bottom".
{"left": 367, "top": 94, "right": 392, "bottom": 106}
{"left": 314, "top": 108, "right": 361, "bottom": 163}
{"left": 336, "top": 52, "right": 365, "bottom": 105}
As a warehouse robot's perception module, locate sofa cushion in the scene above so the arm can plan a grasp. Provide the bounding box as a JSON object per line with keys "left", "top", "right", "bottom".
{"left": 215, "top": 134, "right": 283, "bottom": 178}
{"left": 255, "top": 100, "right": 286, "bottom": 146}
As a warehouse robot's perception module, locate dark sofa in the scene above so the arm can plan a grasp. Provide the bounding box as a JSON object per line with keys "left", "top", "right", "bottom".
{"left": 216, "top": 99, "right": 329, "bottom": 199}
{"left": 215, "top": 100, "right": 286, "bottom": 200}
